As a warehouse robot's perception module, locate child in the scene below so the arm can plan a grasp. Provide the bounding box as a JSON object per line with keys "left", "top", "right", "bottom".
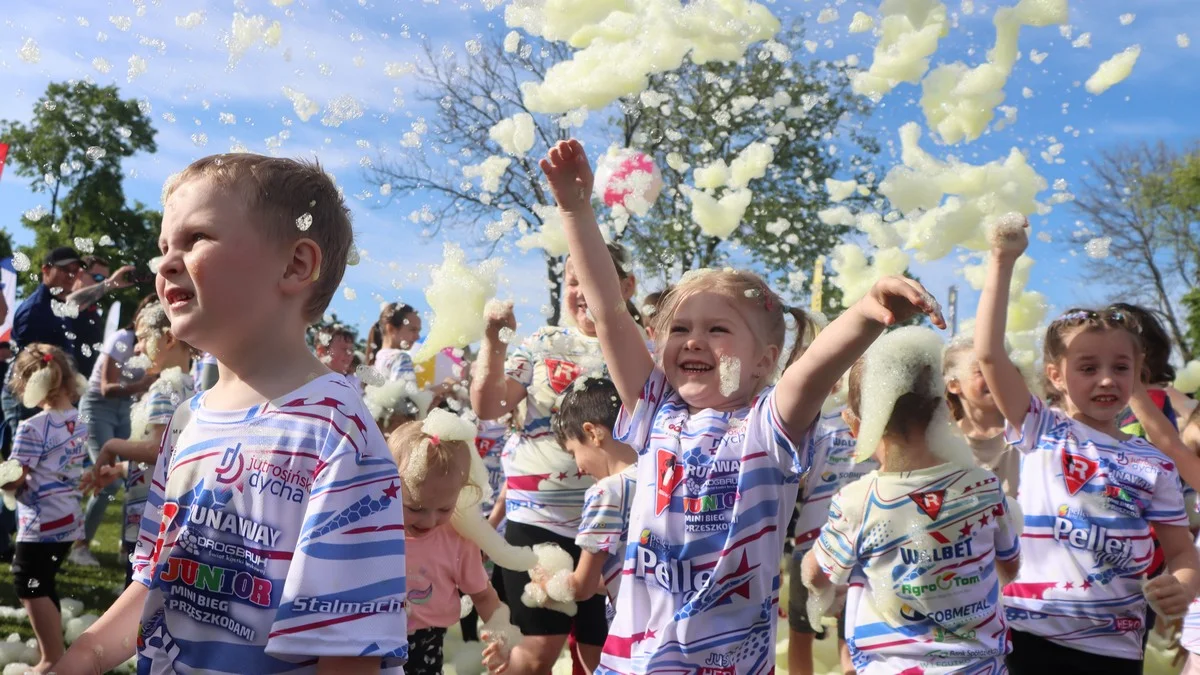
{"left": 976, "top": 216, "right": 1199, "bottom": 674}
{"left": 88, "top": 301, "right": 196, "bottom": 587}
{"left": 1177, "top": 407, "right": 1200, "bottom": 674}
{"left": 314, "top": 322, "right": 359, "bottom": 387}
{"left": 388, "top": 418, "right": 510, "bottom": 675}
{"left": 54, "top": 153, "right": 407, "bottom": 675}
{"left": 367, "top": 302, "right": 421, "bottom": 382}
{"left": 1, "top": 343, "right": 89, "bottom": 672}
{"left": 942, "top": 337, "right": 1020, "bottom": 497}
{"left": 540, "top": 139, "right": 945, "bottom": 673}
{"left": 549, "top": 379, "right": 637, "bottom": 632}
{"left": 789, "top": 392, "right": 877, "bottom": 675}
{"left": 802, "top": 327, "right": 1021, "bottom": 674}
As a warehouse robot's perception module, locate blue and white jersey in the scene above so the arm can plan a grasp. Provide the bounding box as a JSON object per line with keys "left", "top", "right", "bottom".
{"left": 13, "top": 408, "right": 88, "bottom": 543}
{"left": 373, "top": 348, "right": 415, "bottom": 384}
{"left": 1004, "top": 395, "right": 1186, "bottom": 659}
{"left": 131, "top": 374, "right": 407, "bottom": 674}
{"left": 598, "top": 369, "right": 813, "bottom": 675}
{"left": 793, "top": 407, "right": 878, "bottom": 553}
{"left": 814, "top": 464, "right": 1019, "bottom": 674}
{"left": 576, "top": 465, "right": 638, "bottom": 623}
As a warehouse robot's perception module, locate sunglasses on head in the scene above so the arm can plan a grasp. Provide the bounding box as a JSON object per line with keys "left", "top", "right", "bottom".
{"left": 1052, "top": 308, "right": 1140, "bottom": 332}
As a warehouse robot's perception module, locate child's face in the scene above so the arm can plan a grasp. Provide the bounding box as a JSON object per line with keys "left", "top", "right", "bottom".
{"left": 320, "top": 334, "right": 355, "bottom": 374}
{"left": 661, "top": 291, "right": 777, "bottom": 410}
{"left": 1048, "top": 328, "right": 1137, "bottom": 425}
{"left": 403, "top": 469, "right": 461, "bottom": 537}
{"left": 948, "top": 361, "right": 997, "bottom": 412}
{"left": 157, "top": 178, "right": 290, "bottom": 356}
{"left": 564, "top": 435, "right": 605, "bottom": 477}
{"left": 389, "top": 311, "right": 422, "bottom": 350}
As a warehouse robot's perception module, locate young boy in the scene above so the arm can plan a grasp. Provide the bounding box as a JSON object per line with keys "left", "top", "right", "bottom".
{"left": 549, "top": 378, "right": 637, "bottom": 672}
{"left": 54, "top": 154, "right": 408, "bottom": 675}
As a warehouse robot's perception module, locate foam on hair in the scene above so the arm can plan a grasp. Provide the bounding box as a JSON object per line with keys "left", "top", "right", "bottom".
{"left": 850, "top": 327, "right": 974, "bottom": 466}
{"left": 11, "top": 344, "right": 82, "bottom": 409}
{"left": 163, "top": 153, "right": 354, "bottom": 322}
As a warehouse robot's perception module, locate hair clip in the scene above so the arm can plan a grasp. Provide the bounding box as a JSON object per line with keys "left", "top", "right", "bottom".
{"left": 41, "top": 353, "right": 53, "bottom": 364}
{"left": 761, "top": 284, "right": 774, "bottom": 312}
{"left": 1056, "top": 310, "right": 1094, "bottom": 323}
{"left": 429, "top": 434, "right": 440, "bottom": 446}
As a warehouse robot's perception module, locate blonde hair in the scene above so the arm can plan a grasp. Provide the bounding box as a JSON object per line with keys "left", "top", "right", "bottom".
{"left": 11, "top": 344, "right": 81, "bottom": 407}
{"left": 163, "top": 153, "right": 354, "bottom": 322}
{"left": 941, "top": 338, "right": 974, "bottom": 422}
{"left": 387, "top": 421, "right": 476, "bottom": 503}
{"left": 652, "top": 269, "right": 810, "bottom": 373}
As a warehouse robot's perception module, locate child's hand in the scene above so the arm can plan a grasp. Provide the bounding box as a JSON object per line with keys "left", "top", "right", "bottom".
{"left": 484, "top": 300, "right": 516, "bottom": 343}
{"left": 988, "top": 213, "right": 1029, "bottom": 260}
{"left": 97, "top": 442, "right": 120, "bottom": 469}
{"left": 856, "top": 276, "right": 947, "bottom": 329}
{"left": 82, "top": 465, "right": 122, "bottom": 496}
{"left": 481, "top": 641, "right": 510, "bottom": 674}
{"left": 539, "top": 139, "right": 594, "bottom": 213}
{"left": 1143, "top": 574, "right": 1195, "bottom": 620}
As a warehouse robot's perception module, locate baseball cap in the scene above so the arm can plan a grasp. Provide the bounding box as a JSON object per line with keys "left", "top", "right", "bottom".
{"left": 43, "top": 246, "right": 81, "bottom": 268}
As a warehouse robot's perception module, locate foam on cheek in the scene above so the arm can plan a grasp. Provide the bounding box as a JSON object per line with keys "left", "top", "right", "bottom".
{"left": 718, "top": 354, "right": 742, "bottom": 397}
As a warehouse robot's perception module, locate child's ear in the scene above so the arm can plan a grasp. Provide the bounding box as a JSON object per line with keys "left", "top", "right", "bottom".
{"left": 581, "top": 421, "right": 608, "bottom": 446}
{"left": 758, "top": 344, "right": 781, "bottom": 377}
{"left": 945, "top": 378, "right": 962, "bottom": 396}
{"left": 1045, "top": 362, "right": 1066, "bottom": 395}
{"left": 280, "top": 238, "right": 323, "bottom": 297}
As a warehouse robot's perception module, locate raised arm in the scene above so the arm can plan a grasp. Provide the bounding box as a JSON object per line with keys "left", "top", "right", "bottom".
{"left": 541, "top": 140, "right": 654, "bottom": 410}
{"left": 775, "top": 276, "right": 945, "bottom": 440}
{"left": 65, "top": 265, "right": 135, "bottom": 310}
{"left": 471, "top": 301, "right": 528, "bottom": 420}
{"left": 975, "top": 217, "right": 1033, "bottom": 427}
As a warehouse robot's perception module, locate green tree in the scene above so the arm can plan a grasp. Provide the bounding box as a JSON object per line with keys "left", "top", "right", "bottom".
{"left": 610, "top": 22, "right": 878, "bottom": 314}
{"left": 0, "top": 81, "right": 158, "bottom": 299}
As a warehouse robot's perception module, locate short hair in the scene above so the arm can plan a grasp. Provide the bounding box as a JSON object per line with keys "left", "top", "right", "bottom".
{"left": 163, "top": 153, "right": 354, "bottom": 322}
{"left": 552, "top": 378, "right": 622, "bottom": 447}
{"left": 313, "top": 323, "right": 357, "bottom": 349}
{"left": 81, "top": 255, "right": 110, "bottom": 270}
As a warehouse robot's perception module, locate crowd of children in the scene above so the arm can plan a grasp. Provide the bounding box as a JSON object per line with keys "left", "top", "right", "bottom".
{"left": 0, "top": 140, "right": 1197, "bottom": 675}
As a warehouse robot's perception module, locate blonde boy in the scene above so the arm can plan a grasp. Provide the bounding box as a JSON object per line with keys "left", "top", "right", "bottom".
{"left": 55, "top": 154, "right": 408, "bottom": 675}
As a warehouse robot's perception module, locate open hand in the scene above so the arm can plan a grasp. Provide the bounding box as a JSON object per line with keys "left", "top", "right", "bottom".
{"left": 481, "top": 641, "right": 510, "bottom": 674}
{"left": 857, "top": 276, "right": 947, "bottom": 329}
{"left": 539, "top": 139, "right": 594, "bottom": 212}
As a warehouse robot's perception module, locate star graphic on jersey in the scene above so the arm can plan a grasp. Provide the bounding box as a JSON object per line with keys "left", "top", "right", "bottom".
{"left": 575, "top": 470, "right": 587, "bottom": 479}
{"left": 959, "top": 522, "right": 972, "bottom": 538}
{"left": 558, "top": 472, "right": 568, "bottom": 480}
{"left": 710, "top": 551, "right": 757, "bottom": 607}
{"left": 1063, "top": 581, "right": 1074, "bottom": 590}
{"left": 644, "top": 628, "right": 656, "bottom": 640}
{"left": 1081, "top": 579, "right": 1092, "bottom": 590}
{"left": 992, "top": 504, "right": 1005, "bottom": 517}
{"left": 979, "top": 513, "right": 990, "bottom": 527}
{"left": 963, "top": 485, "right": 972, "bottom": 493}
{"left": 382, "top": 482, "right": 400, "bottom": 500}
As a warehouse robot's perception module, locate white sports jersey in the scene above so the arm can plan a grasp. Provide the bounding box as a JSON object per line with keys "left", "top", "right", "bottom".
{"left": 12, "top": 408, "right": 88, "bottom": 543}
{"left": 374, "top": 348, "right": 415, "bottom": 383}
{"left": 124, "top": 371, "right": 196, "bottom": 543}
{"left": 131, "top": 374, "right": 407, "bottom": 673}
{"left": 599, "top": 370, "right": 812, "bottom": 675}
{"left": 501, "top": 326, "right": 604, "bottom": 538}
{"left": 814, "top": 464, "right": 1019, "bottom": 674}
{"left": 793, "top": 407, "right": 877, "bottom": 553}
{"left": 576, "top": 465, "right": 638, "bottom": 623}
{"left": 475, "top": 419, "right": 508, "bottom": 519}
{"left": 1003, "top": 395, "right": 1186, "bottom": 659}
{"left": 1182, "top": 531, "right": 1200, "bottom": 656}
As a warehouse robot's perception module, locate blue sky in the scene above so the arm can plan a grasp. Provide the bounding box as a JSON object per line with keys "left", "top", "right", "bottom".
{"left": 0, "top": 0, "right": 1196, "bottom": 343}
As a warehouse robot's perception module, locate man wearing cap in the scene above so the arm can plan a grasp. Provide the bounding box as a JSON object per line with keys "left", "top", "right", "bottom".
{"left": 0, "top": 247, "right": 82, "bottom": 560}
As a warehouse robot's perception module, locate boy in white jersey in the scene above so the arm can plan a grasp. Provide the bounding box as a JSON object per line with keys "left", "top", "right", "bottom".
{"left": 55, "top": 154, "right": 408, "bottom": 675}
{"left": 803, "top": 327, "right": 1022, "bottom": 675}
{"left": 548, "top": 379, "right": 638, "bottom": 631}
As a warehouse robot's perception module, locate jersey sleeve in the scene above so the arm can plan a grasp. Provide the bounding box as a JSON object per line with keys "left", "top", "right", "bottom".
{"left": 993, "top": 495, "right": 1021, "bottom": 562}
{"left": 576, "top": 479, "right": 626, "bottom": 555}
{"left": 264, "top": 420, "right": 408, "bottom": 665}
{"left": 1146, "top": 459, "right": 1188, "bottom": 526}
{"left": 389, "top": 351, "right": 415, "bottom": 382}
{"left": 11, "top": 420, "right": 45, "bottom": 469}
{"left": 131, "top": 417, "right": 176, "bottom": 586}
{"left": 455, "top": 536, "right": 490, "bottom": 597}
{"left": 504, "top": 333, "right": 536, "bottom": 388}
{"left": 145, "top": 389, "right": 179, "bottom": 427}
{"left": 749, "top": 386, "right": 814, "bottom": 476}
{"left": 613, "top": 369, "right": 670, "bottom": 458}
{"left": 812, "top": 482, "right": 866, "bottom": 586}
{"left": 1003, "top": 395, "right": 1057, "bottom": 454}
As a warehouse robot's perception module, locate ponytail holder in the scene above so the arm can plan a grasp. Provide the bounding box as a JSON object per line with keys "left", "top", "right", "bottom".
{"left": 429, "top": 434, "right": 440, "bottom": 446}
{"left": 41, "top": 353, "right": 53, "bottom": 364}
{"left": 761, "top": 283, "right": 774, "bottom": 312}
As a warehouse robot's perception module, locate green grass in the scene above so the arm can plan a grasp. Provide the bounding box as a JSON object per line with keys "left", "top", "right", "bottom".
{"left": 0, "top": 495, "right": 127, "bottom": 640}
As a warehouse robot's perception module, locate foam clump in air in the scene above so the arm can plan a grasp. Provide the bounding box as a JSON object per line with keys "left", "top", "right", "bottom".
{"left": 825, "top": 178, "right": 860, "bottom": 203}
{"left": 852, "top": 0, "right": 950, "bottom": 98}
{"left": 281, "top": 87, "right": 320, "bottom": 122}
{"left": 364, "top": 380, "right": 431, "bottom": 424}
{"left": 1175, "top": 361, "right": 1200, "bottom": 394}
{"left": 918, "top": 0, "right": 1067, "bottom": 144}
{"left": 227, "top": 13, "right": 282, "bottom": 67}
{"left": 830, "top": 244, "right": 910, "bottom": 306}
{"left": 727, "top": 142, "right": 775, "bottom": 189}
{"left": 516, "top": 205, "right": 570, "bottom": 256}
{"left": 689, "top": 187, "right": 753, "bottom": 239}
{"left": 489, "top": 113, "right": 537, "bottom": 157}
{"left": 1085, "top": 45, "right": 1141, "bottom": 95}
{"left": 694, "top": 160, "right": 730, "bottom": 190}
{"left": 849, "top": 11, "right": 875, "bottom": 33}
{"left": 0, "top": 460, "right": 21, "bottom": 511}
{"left": 412, "top": 243, "right": 501, "bottom": 363}
{"left": 463, "top": 156, "right": 513, "bottom": 194}
{"left": 853, "top": 326, "right": 975, "bottom": 466}
{"left": 522, "top": 543, "right": 579, "bottom": 616}
{"left": 876, "top": 123, "right": 1046, "bottom": 262}
{"left": 507, "top": 0, "right": 780, "bottom": 113}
